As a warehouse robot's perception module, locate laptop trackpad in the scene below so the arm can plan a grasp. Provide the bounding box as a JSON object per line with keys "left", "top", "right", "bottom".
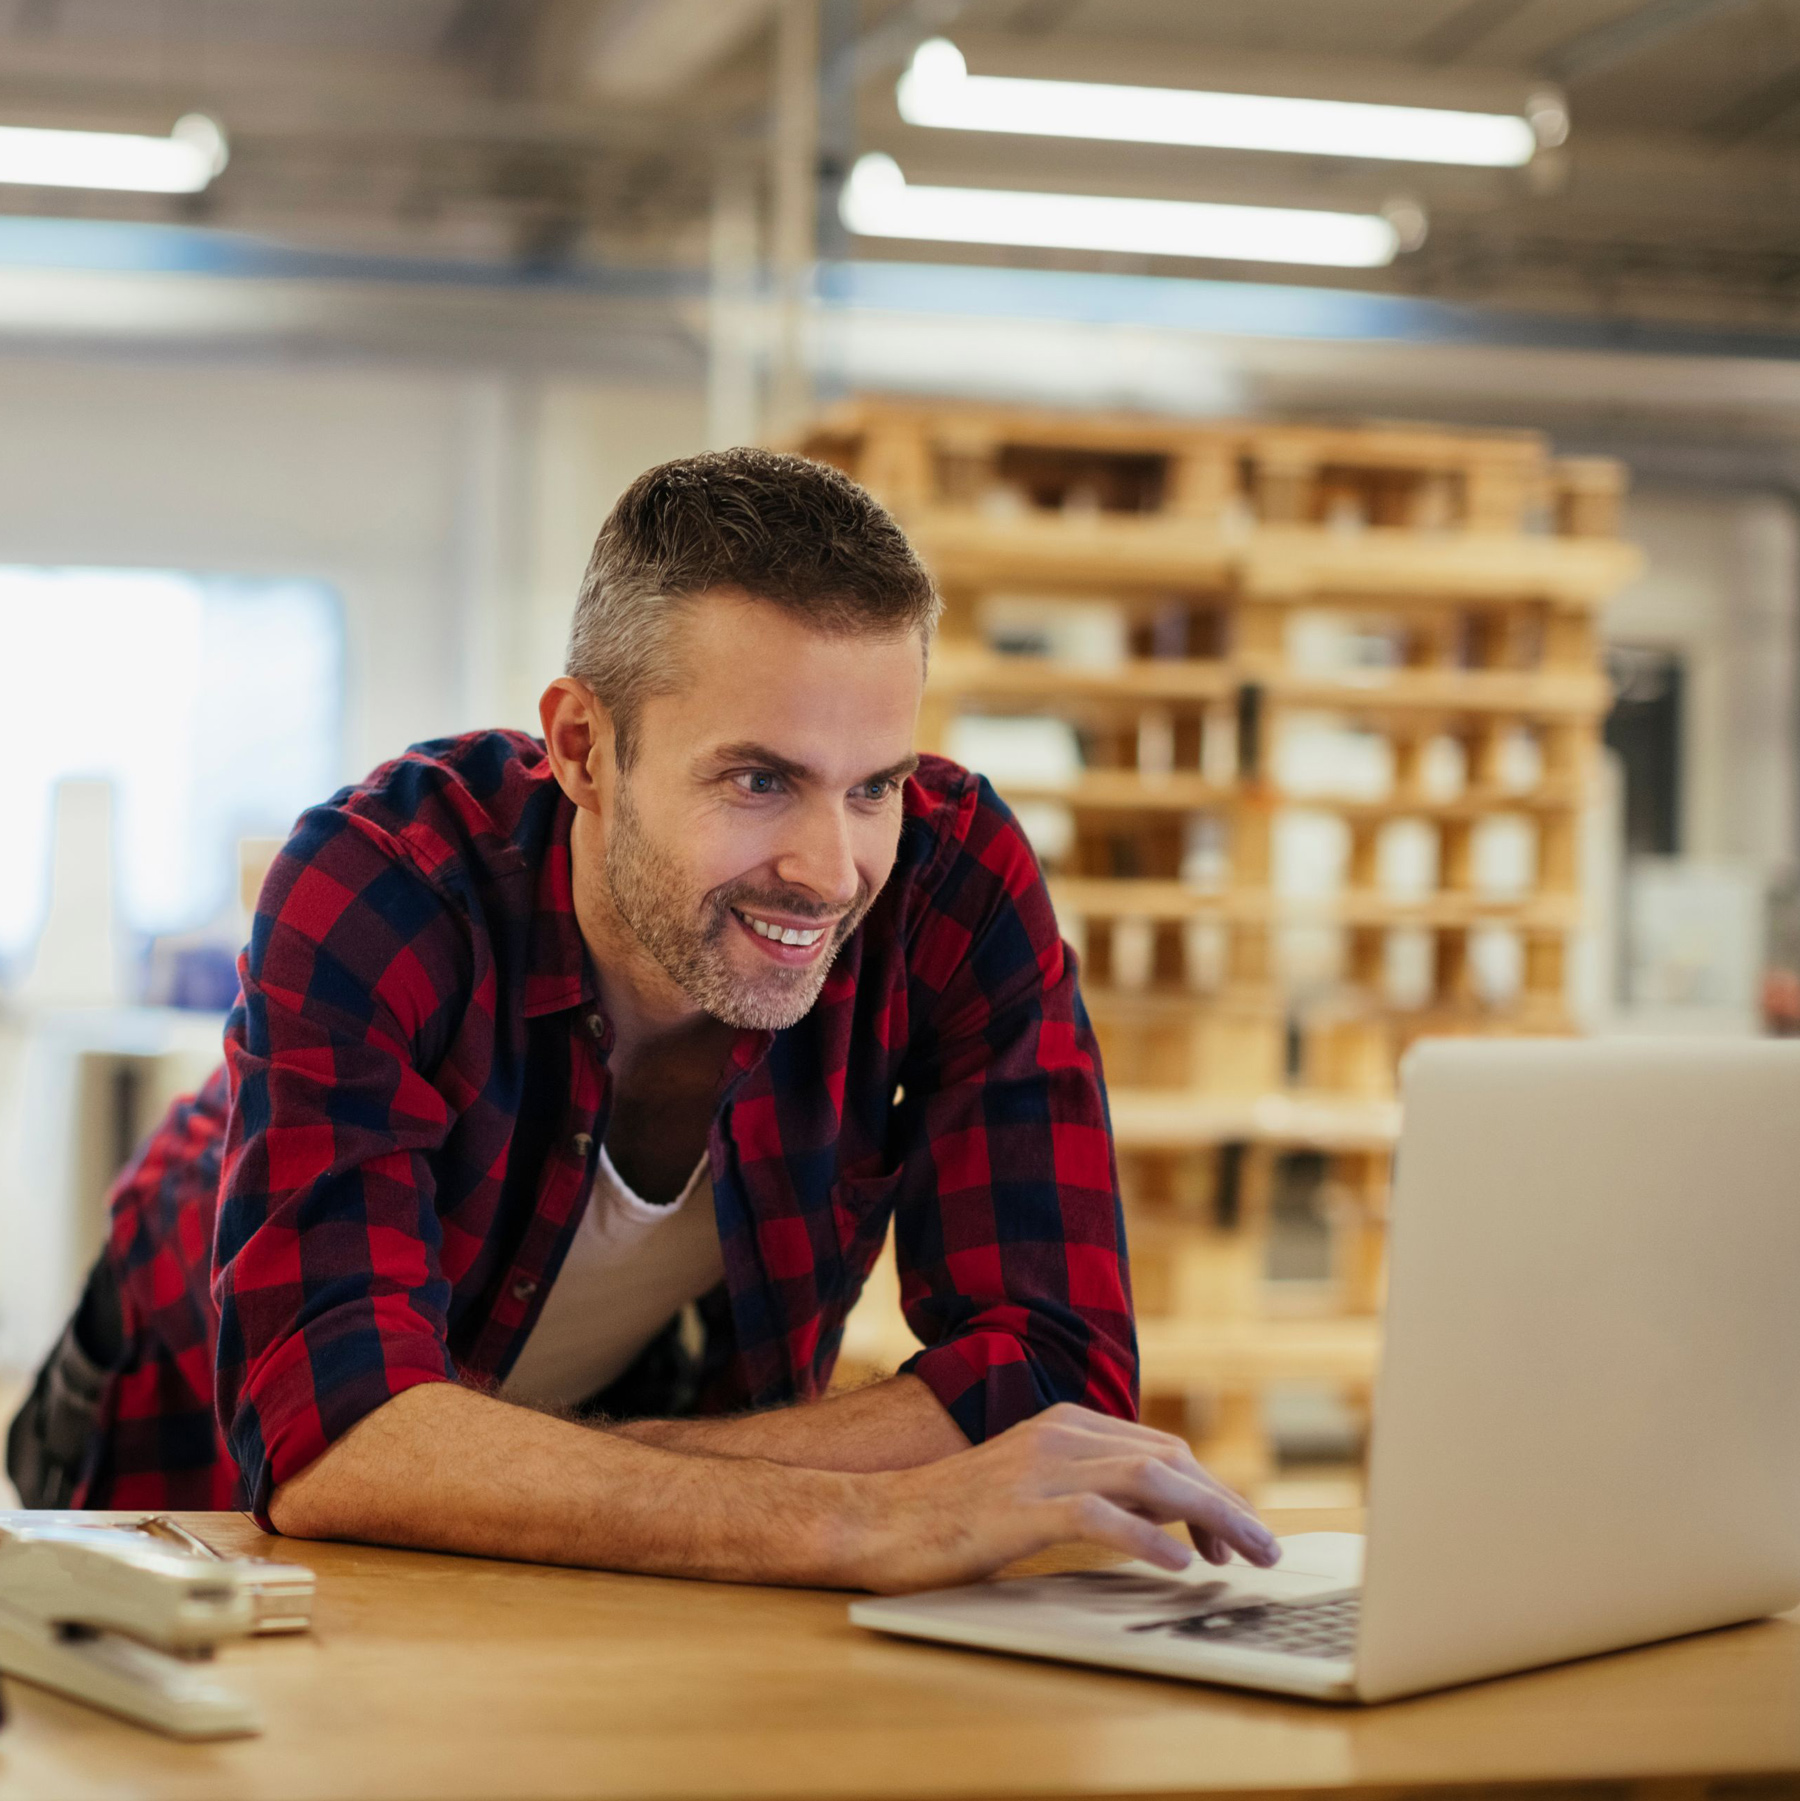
{"left": 866, "top": 1533, "right": 1364, "bottom": 1642}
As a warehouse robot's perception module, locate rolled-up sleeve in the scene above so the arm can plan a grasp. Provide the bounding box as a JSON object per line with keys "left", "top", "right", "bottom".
{"left": 894, "top": 775, "right": 1137, "bottom": 1442}
{"left": 213, "top": 806, "right": 469, "bottom": 1523}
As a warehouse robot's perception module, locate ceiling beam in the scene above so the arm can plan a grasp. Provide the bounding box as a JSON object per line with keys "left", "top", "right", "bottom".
{"left": 825, "top": 0, "right": 978, "bottom": 92}
{"left": 1410, "top": 0, "right": 1535, "bottom": 66}
{"left": 1005, "top": 0, "right": 1087, "bottom": 32}
{"left": 1702, "top": 62, "right": 1800, "bottom": 140}
{"left": 1537, "top": 0, "right": 1765, "bottom": 86}
{"left": 580, "top": 0, "right": 777, "bottom": 99}
{"left": 438, "top": 1, "right": 521, "bottom": 61}
{"left": 0, "top": 35, "right": 687, "bottom": 152}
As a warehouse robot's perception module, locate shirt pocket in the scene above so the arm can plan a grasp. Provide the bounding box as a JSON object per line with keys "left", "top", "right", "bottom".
{"left": 828, "top": 1166, "right": 907, "bottom": 1299}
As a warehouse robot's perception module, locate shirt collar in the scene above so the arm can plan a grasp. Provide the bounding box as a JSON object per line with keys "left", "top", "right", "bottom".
{"left": 522, "top": 787, "right": 596, "bottom": 1020}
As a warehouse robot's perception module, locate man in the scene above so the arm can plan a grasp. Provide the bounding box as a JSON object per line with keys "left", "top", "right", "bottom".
{"left": 8, "top": 449, "right": 1278, "bottom": 1590}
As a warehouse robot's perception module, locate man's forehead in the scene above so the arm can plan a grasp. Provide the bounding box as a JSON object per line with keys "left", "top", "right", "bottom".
{"left": 676, "top": 588, "right": 923, "bottom": 660}
{"left": 661, "top": 595, "right": 923, "bottom": 702}
{"left": 632, "top": 589, "right": 925, "bottom": 769}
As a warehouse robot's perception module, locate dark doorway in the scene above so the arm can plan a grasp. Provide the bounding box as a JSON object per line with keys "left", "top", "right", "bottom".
{"left": 1604, "top": 645, "right": 1684, "bottom": 858}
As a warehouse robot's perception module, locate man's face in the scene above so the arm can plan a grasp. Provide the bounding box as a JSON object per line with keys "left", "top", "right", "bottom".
{"left": 600, "top": 591, "right": 925, "bottom": 1032}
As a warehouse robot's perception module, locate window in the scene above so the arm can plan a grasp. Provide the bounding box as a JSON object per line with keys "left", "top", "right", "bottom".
{"left": 0, "top": 567, "right": 343, "bottom": 977}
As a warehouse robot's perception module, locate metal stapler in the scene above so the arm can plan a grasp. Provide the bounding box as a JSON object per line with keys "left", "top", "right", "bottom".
{"left": 0, "top": 1519, "right": 312, "bottom": 1739}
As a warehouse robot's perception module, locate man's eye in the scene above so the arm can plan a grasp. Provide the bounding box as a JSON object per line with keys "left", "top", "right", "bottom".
{"left": 860, "top": 780, "right": 891, "bottom": 803}
{"left": 740, "top": 771, "right": 781, "bottom": 795}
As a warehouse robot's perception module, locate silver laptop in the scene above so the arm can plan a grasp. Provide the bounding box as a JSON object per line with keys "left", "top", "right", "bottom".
{"left": 852, "top": 1039, "right": 1800, "bottom": 1703}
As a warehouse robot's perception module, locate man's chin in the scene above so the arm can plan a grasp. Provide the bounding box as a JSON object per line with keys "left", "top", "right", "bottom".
{"left": 697, "top": 998, "right": 812, "bottom": 1032}
{"left": 697, "top": 950, "right": 832, "bottom": 1032}
{"left": 713, "top": 974, "right": 828, "bottom": 1032}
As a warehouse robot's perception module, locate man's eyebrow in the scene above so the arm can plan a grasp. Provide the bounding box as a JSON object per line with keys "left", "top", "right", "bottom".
{"left": 872, "top": 753, "right": 923, "bottom": 785}
{"left": 707, "top": 743, "right": 921, "bottom": 787}
{"left": 709, "top": 741, "right": 811, "bottom": 782}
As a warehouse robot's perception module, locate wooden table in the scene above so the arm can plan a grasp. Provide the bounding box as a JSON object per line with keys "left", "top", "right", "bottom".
{"left": 1, "top": 1510, "right": 1796, "bottom": 1800}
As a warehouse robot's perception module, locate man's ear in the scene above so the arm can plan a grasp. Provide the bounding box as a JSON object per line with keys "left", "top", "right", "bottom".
{"left": 539, "top": 677, "right": 617, "bottom": 815}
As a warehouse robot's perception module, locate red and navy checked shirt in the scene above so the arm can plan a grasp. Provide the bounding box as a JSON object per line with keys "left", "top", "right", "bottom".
{"left": 92, "top": 730, "right": 1136, "bottom": 1521}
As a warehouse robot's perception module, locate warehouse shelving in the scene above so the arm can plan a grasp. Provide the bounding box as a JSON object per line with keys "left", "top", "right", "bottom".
{"left": 803, "top": 397, "right": 1641, "bottom": 1496}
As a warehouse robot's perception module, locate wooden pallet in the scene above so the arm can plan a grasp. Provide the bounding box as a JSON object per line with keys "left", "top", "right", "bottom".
{"left": 905, "top": 512, "right": 1638, "bottom": 605}
{"left": 0, "top": 1372, "right": 23, "bottom": 1509}
{"left": 1108, "top": 1087, "right": 1400, "bottom": 1152}
{"left": 798, "top": 397, "right": 1626, "bottom": 540}
{"left": 808, "top": 396, "right": 1637, "bottom": 1502}
{"left": 932, "top": 645, "right": 1611, "bottom": 717}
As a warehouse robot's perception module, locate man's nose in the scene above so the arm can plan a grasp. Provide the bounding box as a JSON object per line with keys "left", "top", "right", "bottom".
{"left": 773, "top": 799, "right": 860, "bottom": 910}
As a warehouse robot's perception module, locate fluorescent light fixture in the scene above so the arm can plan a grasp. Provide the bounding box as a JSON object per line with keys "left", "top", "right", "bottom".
{"left": 841, "top": 153, "right": 1402, "bottom": 268}
{"left": 898, "top": 39, "right": 1539, "bottom": 169}
{"left": 0, "top": 114, "right": 228, "bottom": 194}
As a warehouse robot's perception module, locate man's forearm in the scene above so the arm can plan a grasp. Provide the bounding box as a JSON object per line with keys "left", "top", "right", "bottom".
{"left": 267, "top": 1381, "right": 1286, "bottom": 1596}
{"left": 606, "top": 1373, "right": 967, "bottom": 1471}
{"left": 267, "top": 1381, "right": 878, "bottom": 1585}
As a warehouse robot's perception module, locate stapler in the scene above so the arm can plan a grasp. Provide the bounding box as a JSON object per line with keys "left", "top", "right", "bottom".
{"left": 133, "top": 1515, "right": 315, "bottom": 1634}
{"left": 0, "top": 1519, "right": 309, "bottom": 1738}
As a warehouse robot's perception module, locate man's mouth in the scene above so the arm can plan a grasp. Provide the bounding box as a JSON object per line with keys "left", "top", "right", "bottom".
{"left": 730, "top": 906, "right": 835, "bottom": 962}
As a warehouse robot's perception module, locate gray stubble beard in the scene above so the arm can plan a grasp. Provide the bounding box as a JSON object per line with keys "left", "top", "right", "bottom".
{"left": 603, "top": 777, "right": 871, "bottom": 1031}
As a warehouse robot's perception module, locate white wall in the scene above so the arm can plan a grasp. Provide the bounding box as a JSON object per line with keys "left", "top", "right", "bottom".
{"left": 514, "top": 383, "right": 709, "bottom": 724}
{"left": 0, "top": 355, "right": 520, "bottom": 776}
{"left": 0, "top": 351, "right": 706, "bottom": 1370}
{"left": 0, "top": 355, "right": 710, "bottom": 774}
{"left": 1610, "top": 487, "right": 1799, "bottom": 873}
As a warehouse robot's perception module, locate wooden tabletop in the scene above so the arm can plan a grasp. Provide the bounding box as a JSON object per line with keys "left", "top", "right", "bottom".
{"left": 1, "top": 1509, "right": 1796, "bottom": 1800}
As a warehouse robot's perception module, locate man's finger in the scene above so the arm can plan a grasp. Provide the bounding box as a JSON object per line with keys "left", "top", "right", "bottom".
{"left": 1153, "top": 1441, "right": 1256, "bottom": 1516}
{"left": 1044, "top": 1410, "right": 1259, "bottom": 1516}
{"left": 1187, "top": 1523, "right": 1232, "bottom": 1565}
{"left": 1028, "top": 1410, "right": 1275, "bottom": 1560}
{"left": 1120, "top": 1504, "right": 1228, "bottom": 1568}
{"left": 1164, "top": 1442, "right": 1253, "bottom": 1513}
{"left": 1056, "top": 1493, "right": 1195, "bottom": 1572}
{"left": 1093, "top": 1456, "right": 1281, "bottom": 1567}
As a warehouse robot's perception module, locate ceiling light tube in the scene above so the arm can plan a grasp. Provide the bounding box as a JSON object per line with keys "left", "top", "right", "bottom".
{"left": 841, "top": 153, "right": 1403, "bottom": 268}
{"left": 898, "top": 40, "right": 1539, "bottom": 169}
{"left": 0, "top": 114, "right": 228, "bottom": 194}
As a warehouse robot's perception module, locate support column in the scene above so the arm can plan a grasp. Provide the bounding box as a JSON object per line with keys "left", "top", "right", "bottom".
{"left": 768, "top": 0, "right": 819, "bottom": 437}
{"left": 707, "top": 157, "right": 762, "bottom": 451}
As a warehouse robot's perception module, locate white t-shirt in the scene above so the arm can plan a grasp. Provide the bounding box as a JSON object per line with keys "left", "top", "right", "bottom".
{"left": 500, "top": 1142, "right": 723, "bottom": 1410}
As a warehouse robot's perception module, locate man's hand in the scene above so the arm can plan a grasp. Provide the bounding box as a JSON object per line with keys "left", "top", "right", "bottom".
{"left": 846, "top": 1403, "right": 1280, "bottom": 1594}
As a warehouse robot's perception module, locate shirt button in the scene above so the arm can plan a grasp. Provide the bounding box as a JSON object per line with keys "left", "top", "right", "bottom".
{"left": 585, "top": 1015, "right": 605, "bottom": 1038}
{"left": 511, "top": 1277, "right": 537, "bottom": 1302}
{"left": 571, "top": 1132, "right": 594, "bottom": 1159}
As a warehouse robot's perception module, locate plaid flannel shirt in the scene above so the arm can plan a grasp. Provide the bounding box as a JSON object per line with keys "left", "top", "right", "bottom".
{"left": 91, "top": 731, "right": 1136, "bottom": 1520}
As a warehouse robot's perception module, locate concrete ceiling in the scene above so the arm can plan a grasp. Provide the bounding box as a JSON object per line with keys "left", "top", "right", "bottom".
{"left": 3, "top": 0, "right": 1800, "bottom": 333}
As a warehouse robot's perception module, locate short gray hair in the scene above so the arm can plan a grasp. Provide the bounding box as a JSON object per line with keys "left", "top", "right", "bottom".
{"left": 566, "top": 447, "right": 942, "bottom": 766}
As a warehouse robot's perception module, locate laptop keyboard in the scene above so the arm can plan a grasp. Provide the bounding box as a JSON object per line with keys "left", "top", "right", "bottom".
{"left": 1130, "top": 1592, "right": 1360, "bottom": 1661}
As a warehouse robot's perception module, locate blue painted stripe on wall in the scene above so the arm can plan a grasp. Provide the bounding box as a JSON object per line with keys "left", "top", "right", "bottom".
{"left": 818, "top": 259, "right": 1800, "bottom": 363}
{"left": 0, "top": 213, "right": 704, "bottom": 297}
{"left": 0, "top": 212, "right": 1795, "bottom": 362}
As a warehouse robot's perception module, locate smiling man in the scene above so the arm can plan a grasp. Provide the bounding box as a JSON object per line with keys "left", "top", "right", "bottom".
{"left": 8, "top": 449, "right": 1278, "bottom": 1589}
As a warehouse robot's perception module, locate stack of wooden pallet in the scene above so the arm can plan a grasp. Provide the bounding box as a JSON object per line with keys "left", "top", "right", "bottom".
{"left": 809, "top": 398, "right": 1641, "bottom": 1498}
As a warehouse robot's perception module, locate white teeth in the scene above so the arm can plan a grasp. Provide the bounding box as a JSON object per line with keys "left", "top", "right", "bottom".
{"left": 738, "top": 910, "right": 825, "bottom": 947}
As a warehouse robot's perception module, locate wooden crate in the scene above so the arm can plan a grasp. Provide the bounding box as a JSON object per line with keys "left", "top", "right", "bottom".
{"left": 796, "top": 398, "right": 1587, "bottom": 537}
{"left": 809, "top": 396, "right": 1639, "bottom": 1502}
